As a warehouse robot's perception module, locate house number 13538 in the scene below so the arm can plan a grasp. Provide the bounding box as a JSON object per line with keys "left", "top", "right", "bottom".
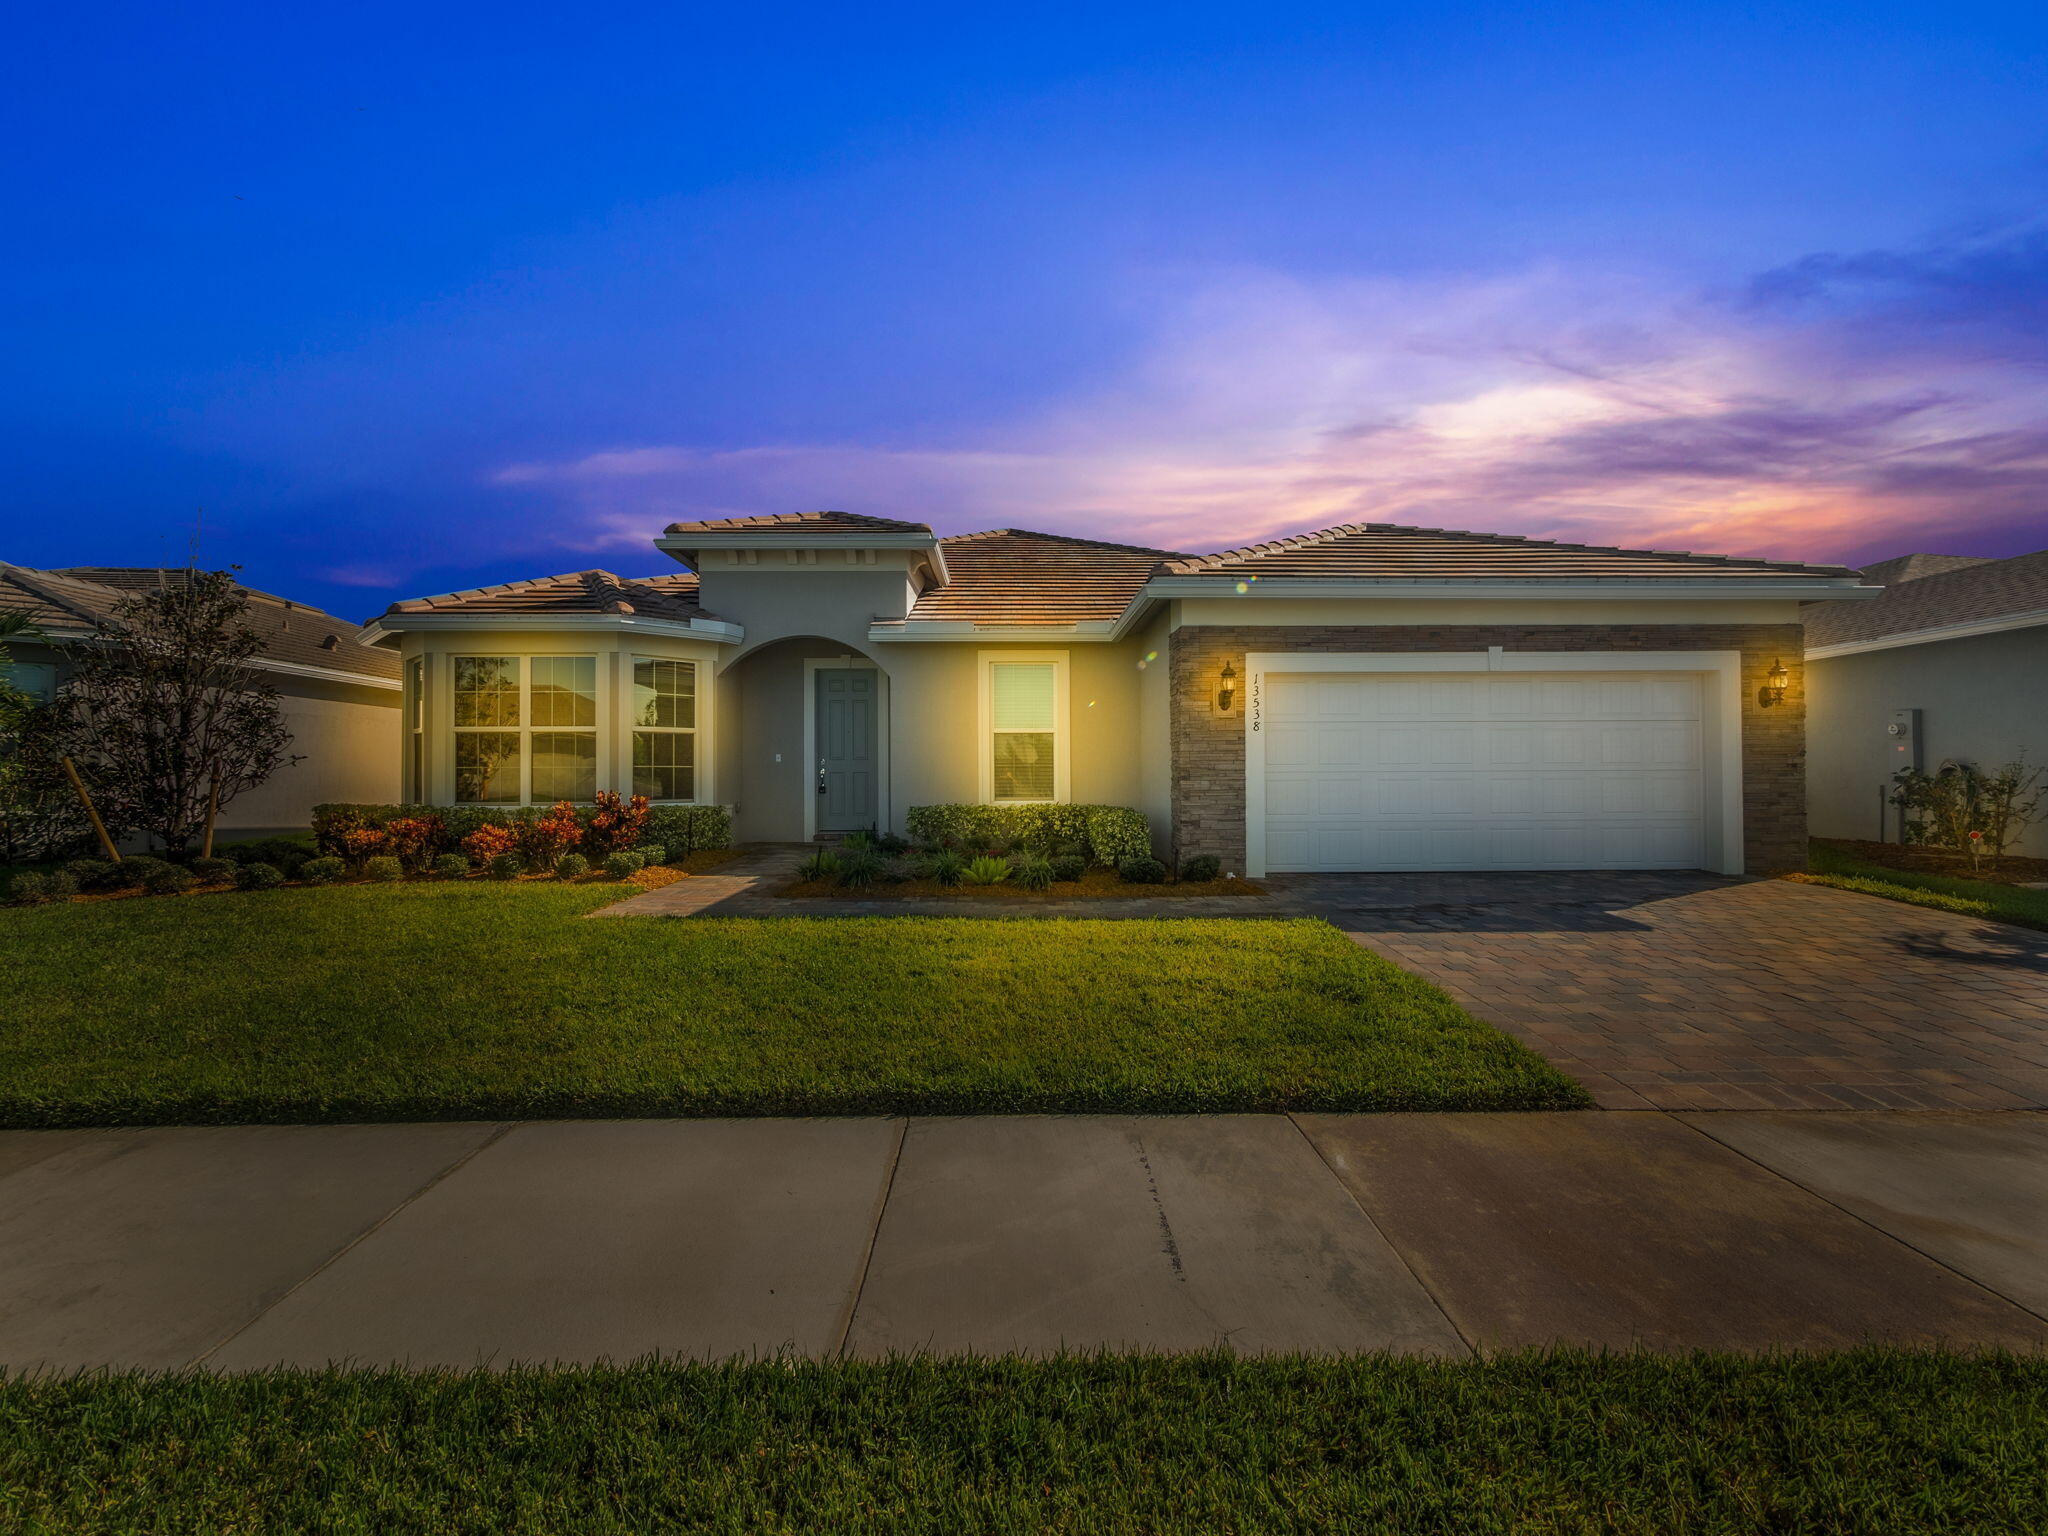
{"left": 1250, "top": 675, "right": 1261, "bottom": 732}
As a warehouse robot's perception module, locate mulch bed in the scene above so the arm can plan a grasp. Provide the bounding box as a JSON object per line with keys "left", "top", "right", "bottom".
{"left": 1814, "top": 838, "right": 2048, "bottom": 887}
{"left": 777, "top": 869, "right": 1267, "bottom": 901}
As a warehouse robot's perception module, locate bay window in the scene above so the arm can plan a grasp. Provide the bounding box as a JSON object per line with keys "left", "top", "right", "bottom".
{"left": 451, "top": 654, "right": 598, "bottom": 804}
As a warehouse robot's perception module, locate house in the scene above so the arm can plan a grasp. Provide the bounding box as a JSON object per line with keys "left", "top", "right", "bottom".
{"left": 0, "top": 565, "right": 401, "bottom": 837}
{"left": 359, "top": 514, "right": 1876, "bottom": 876}
{"left": 1804, "top": 548, "right": 2048, "bottom": 855}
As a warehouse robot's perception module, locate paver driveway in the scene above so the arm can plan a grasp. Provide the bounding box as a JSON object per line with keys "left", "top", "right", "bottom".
{"left": 1314, "top": 873, "right": 2048, "bottom": 1110}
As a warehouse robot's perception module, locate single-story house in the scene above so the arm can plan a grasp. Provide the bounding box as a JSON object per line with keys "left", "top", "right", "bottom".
{"left": 358, "top": 514, "right": 1876, "bottom": 876}
{"left": 1804, "top": 548, "right": 2048, "bottom": 855}
{"left": 0, "top": 564, "right": 401, "bottom": 838}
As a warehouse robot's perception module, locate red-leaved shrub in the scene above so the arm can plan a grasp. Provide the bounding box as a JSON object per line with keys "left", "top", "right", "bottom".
{"left": 338, "top": 826, "right": 389, "bottom": 869}
{"left": 516, "top": 802, "right": 583, "bottom": 871}
{"left": 586, "top": 790, "right": 651, "bottom": 855}
{"left": 462, "top": 823, "right": 517, "bottom": 865}
{"left": 381, "top": 815, "right": 445, "bottom": 869}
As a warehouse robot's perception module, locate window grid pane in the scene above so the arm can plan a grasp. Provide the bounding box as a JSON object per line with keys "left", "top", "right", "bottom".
{"left": 633, "top": 730, "right": 695, "bottom": 801}
{"left": 453, "top": 656, "right": 519, "bottom": 727}
{"left": 633, "top": 659, "right": 696, "bottom": 729}
{"left": 455, "top": 731, "right": 521, "bottom": 803}
{"left": 531, "top": 656, "right": 597, "bottom": 727}
{"left": 532, "top": 731, "right": 597, "bottom": 801}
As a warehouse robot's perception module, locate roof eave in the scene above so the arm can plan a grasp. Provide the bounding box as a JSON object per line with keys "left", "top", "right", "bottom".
{"left": 360, "top": 612, "right": 745, "bottom": 646}
{"left": 1806, "top": 606, "right": 2048, "bottom": 661}
{"left": 868, "top": 618, "right": 1123, "bottom": 643}
{"left": 1141, "top": 576, "right": 1882, "bottom": 601}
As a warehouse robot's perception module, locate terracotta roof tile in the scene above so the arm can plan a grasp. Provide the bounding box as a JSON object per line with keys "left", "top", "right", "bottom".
{"left": 383, "top": 570, "right": 716, "bottom": 625}
{"left": 664, "top": 510, "right": 933, "bottom": 535}
{"left": 899, "top": 530, "right": 1184, "bottom": 626}
{"left": 2, "top": 564, "right": 399, "bottom": 682}
{"left": 1805, "top": 549, "right": 2048, "bottom": 649}
{"left": 1164, "top": 522, "right": 1858, "bottom": 581}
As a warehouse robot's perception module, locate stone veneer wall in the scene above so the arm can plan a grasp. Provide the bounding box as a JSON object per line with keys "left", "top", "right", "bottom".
{"left": 1168, "top": 624, "right": 1807, "bottom": 874}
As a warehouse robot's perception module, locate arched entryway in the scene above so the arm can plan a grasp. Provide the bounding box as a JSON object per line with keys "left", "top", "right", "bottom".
{"left": 716, "top": 636, "right": 891, "bottom": 843}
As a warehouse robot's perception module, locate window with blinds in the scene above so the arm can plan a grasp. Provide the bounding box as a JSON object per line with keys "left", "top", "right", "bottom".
{"left": 990, "top": 660, "right": 1056, "bottom": 801}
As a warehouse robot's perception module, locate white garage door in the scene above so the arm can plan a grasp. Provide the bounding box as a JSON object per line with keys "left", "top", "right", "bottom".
{"left": 1261, "top": 671, "right": 1705, "bottom": 872}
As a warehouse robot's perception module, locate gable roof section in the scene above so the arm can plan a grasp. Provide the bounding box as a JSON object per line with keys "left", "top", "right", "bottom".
{"left": 1164, "top": 523, "right": 1859, "bottom": 582}
{"left": 1805, "top": 548, "right": 2048, "bottom": 652}
{"left": 664, "top": 510, "right": 932, "bottom": 535}
{"left": 1, "top": 564, "right": 399, "bottom": 683}
{"left": 899, "top": 530, "right": 1184, "bottom": 626}
{"left": 1855, "top": 553, "right": 1994, "bottom": 587}
{"left": 383, "top": 570, "right": 716, "bottom": 624}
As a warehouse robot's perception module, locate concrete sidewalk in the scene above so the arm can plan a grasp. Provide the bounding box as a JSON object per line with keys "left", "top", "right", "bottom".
{"left": 1, "top": 1112, "right": 2043, "bottom": 1371}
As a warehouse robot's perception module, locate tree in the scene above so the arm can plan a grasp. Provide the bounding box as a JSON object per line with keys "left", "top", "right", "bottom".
{"left": 39, "top": 571, "right": 300, "bottom": 853}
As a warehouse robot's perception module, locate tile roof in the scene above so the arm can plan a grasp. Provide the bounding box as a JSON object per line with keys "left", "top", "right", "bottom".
{"left": 664, "top": 510, "right": 933, "bottom": 535}
{"left": 1804, "top": 548, "right": 2048, "bottom": 650}
{"left": 899, "top": 530, "right": 1185, "bottom": 625}
{"left": 0, "top": 564, "right": 399, "bottom": 683}
{"left": 1164, "top": 522, "right": 1860, "bottom": 581}
{"left": 383, "top": 570, "right": 716, "bottom": 625}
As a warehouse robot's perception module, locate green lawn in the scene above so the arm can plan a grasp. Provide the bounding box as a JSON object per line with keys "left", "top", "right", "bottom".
{"left": 0, "top": 882, "right": 1582, "bottom": 1125}
{"left": 2, "top": 1351, "right": 2041, "bottom": 1535}
{"left": 1799, "top": 842, "right": 2048, "bottom": 933}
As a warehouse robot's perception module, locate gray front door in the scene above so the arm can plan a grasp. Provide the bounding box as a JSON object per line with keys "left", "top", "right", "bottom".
{"left": 815, "top": 668, "right": 878, "bottom": 833}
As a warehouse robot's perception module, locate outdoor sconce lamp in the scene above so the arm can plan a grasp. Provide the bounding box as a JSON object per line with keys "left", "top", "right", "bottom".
{"left": 1759, "top": 658, "right": 1790, "bottom": 708}
{"left": 1217, "top": 661, "right": 1238, "bottom": 713}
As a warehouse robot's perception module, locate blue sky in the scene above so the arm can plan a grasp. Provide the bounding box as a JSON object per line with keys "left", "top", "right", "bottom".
{"left": 4, "top": 1, "right": 2046, "bottom": 618}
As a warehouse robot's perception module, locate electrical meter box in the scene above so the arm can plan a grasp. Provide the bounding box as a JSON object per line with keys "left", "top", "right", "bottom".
{"left": 1887, "top": 708, "right": 1922, "bottom": 774}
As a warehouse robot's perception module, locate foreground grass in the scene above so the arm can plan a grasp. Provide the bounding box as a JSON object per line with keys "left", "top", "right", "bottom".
{"left": 0, "top": 883, "right": 1582, "bottom": 1125}
{"left": 2, "top": 1351, "right": 2041, "bottom": 1535}
{"left": 1797, "top": 842, "right": 2048, "bottom": 934}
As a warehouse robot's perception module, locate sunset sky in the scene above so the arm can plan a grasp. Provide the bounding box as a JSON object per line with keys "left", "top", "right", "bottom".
{"left": 5, "top": 2, "right": 2046, "bottom": 618}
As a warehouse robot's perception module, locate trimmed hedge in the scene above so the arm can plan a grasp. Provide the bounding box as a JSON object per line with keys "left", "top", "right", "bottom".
{"left": 311, "top": 802, "right": 733, "bottom": 861}
{"left": 903, "top": 804, "right": 1152, "bottom": 867}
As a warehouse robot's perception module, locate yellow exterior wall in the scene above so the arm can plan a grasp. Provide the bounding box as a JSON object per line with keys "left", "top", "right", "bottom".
{"left": 221, "top": 679, "right": 401, "bottom": 830}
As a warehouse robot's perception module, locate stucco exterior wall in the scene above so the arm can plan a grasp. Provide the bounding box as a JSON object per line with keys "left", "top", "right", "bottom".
{"left": 222, "top": 679, "right": 401, "bottom": 832}
{"left": 1169, "top": 622, "right": 1809, "bottom": 875}
{"left": 1808, "top": 627, "right": 2048, "bottom": 855}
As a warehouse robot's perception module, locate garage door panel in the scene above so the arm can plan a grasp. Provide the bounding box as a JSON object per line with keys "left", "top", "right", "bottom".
{"left": 1261, "top": 669, "right": 1707, "bottom": 872}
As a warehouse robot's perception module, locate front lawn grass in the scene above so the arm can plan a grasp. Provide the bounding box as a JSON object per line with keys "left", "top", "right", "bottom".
{"left": 0, "top": 883, "right": 1583, "bottom": 1125}
{"left": 2, "top": 1350, "right": 2041, "bottom": 1535}
{"left": 1795, "top": 841, "right": 2048, "bottom": 934}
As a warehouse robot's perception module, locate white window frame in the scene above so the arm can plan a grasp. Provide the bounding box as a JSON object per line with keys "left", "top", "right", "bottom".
{"left": 977, "top": 650, "right": 1070, "bottom": 804}
{"left": 405, "top": 656, "right": 426, "bottom": 802}
{"left": 450, "top": 653, "right": 602, "bottom": 806}
{"left": 628, "top": 655, "right": 702, "bottom": 804}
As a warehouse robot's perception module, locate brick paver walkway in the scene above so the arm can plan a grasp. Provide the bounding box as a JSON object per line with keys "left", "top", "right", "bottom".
{"left": 1327, "top": 874, "right": 2048, "bottom": 1111}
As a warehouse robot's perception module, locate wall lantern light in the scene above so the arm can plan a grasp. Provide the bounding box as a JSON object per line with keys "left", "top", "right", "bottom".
{"left": 1759, "top": 658, "right": 1790, "bottom": 709}
{"left": 1217, "top": 661, "right": 1238, "bottom": 713}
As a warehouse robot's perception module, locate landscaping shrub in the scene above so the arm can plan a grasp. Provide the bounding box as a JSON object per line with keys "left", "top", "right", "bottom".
{"left": 797, "top": 851, "right": 843, "bottom": 882}
{"left": 905, "top": 804, "right": 1152, "bottom": 866}
{"left": 1890, "top": 758, "right": 2048, "bottom": 864}
{"left": 961, "top": 855, "right": 1011, "bottom": 886}
{"left": 379, "top": 815, "right": 445, "bottom": 870}
{"left": 555, "top": 853, "right": 589, "bottom": 880}
{"left": 640, "top": 804, "right": 733, "bottom": 857}
{"left": 8, "top": 872, "right": 49, "bottom": 905}
{"left": 300, "top": 856, "right": 345, "bottom": 884}
{"left": 429, "top": 854, "right": 469, "bottom": 880}
{"left": 1050, "top": 854, "right": 1086, "bottom": 883}
{"left": 634, "top": 842, "right": 667, "bottom": 866}
{"left": 602, "top": 851, "right": 644, "bottom": 881}
{"left": 1179, "top": 854, "right": 1222, "bottom": 883}
{"left": 583, "top": 791, "right": 651, "bottom": 855}
{"left": 1012, "top": 852, "right": 1055, "bottom": 890}
{"left": 219, "top": 837, "right": 313, "bottom": 876}
{"left": 234, "top": 862, "right": 284, "bottom": 891}
{"left": 875, "top": 832, "right": 911, "bottom": 854}
{"left": 363, "top": 856, "right": 404, "bottom": 883}
{"left": 840, "top": 830, "right": 874, "bottom": 852}
{"left": 514, "top": 803, "right": 583, "bottom": 872}
{"left": 338, "top": 826, "right": 389, "bottom": 869}
{"left": 188, "top": 857, "right": 237, "bottom": 884}
{"left": 1117, "top": 856, "right": 1167, "bottom": 885}
{"left": 41, "top": 869, "right": 77, "bottom": 899}
{"left": 836, "top": 849, "right": 885, "bottom": 889}
{"left": 487, "top": 852, "right": 525, "bottom": 880}
{"left": 915, "top": 849, "right": 965, "bottom": 886}
{"left": 62, "top": 857, "right": 123, "bottom": 891}
{"left": 139, "top": 860, "right": 194, "bottom": 895}
{"left": 462, "top": 824, "right": 518, "bottom": 866}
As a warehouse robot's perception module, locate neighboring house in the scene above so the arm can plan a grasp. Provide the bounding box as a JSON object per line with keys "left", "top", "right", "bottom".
{"left": 360, "top": 514, "right": 1876, "bottom": 875}
{"left": 0, "top": 565, "right": 401, "bottom": 838}
{"left": 1804, "top": 548, "right": 2048, "bottom": 854}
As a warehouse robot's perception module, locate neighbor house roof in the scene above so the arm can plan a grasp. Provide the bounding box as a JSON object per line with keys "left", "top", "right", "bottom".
{"left": 895, "top": 530, "right": 1185, "bottom": 626}
{"left": 1855, "top": 553, "right": 1994, "bottom": 587}
{"left": 0, "top": 564, "right": 400, "bottom": 684}
{"left": 381, "top": 570, "right": 716, "bottom": 624}
{"left": 663, "top": 510, "right": 933, "bottom": 536}
{"left": 1804, "top": 549, "right": 2048, "bottom": 653}
{"left": 1162, "top": 523, "right": 1860, "bottom": 582}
